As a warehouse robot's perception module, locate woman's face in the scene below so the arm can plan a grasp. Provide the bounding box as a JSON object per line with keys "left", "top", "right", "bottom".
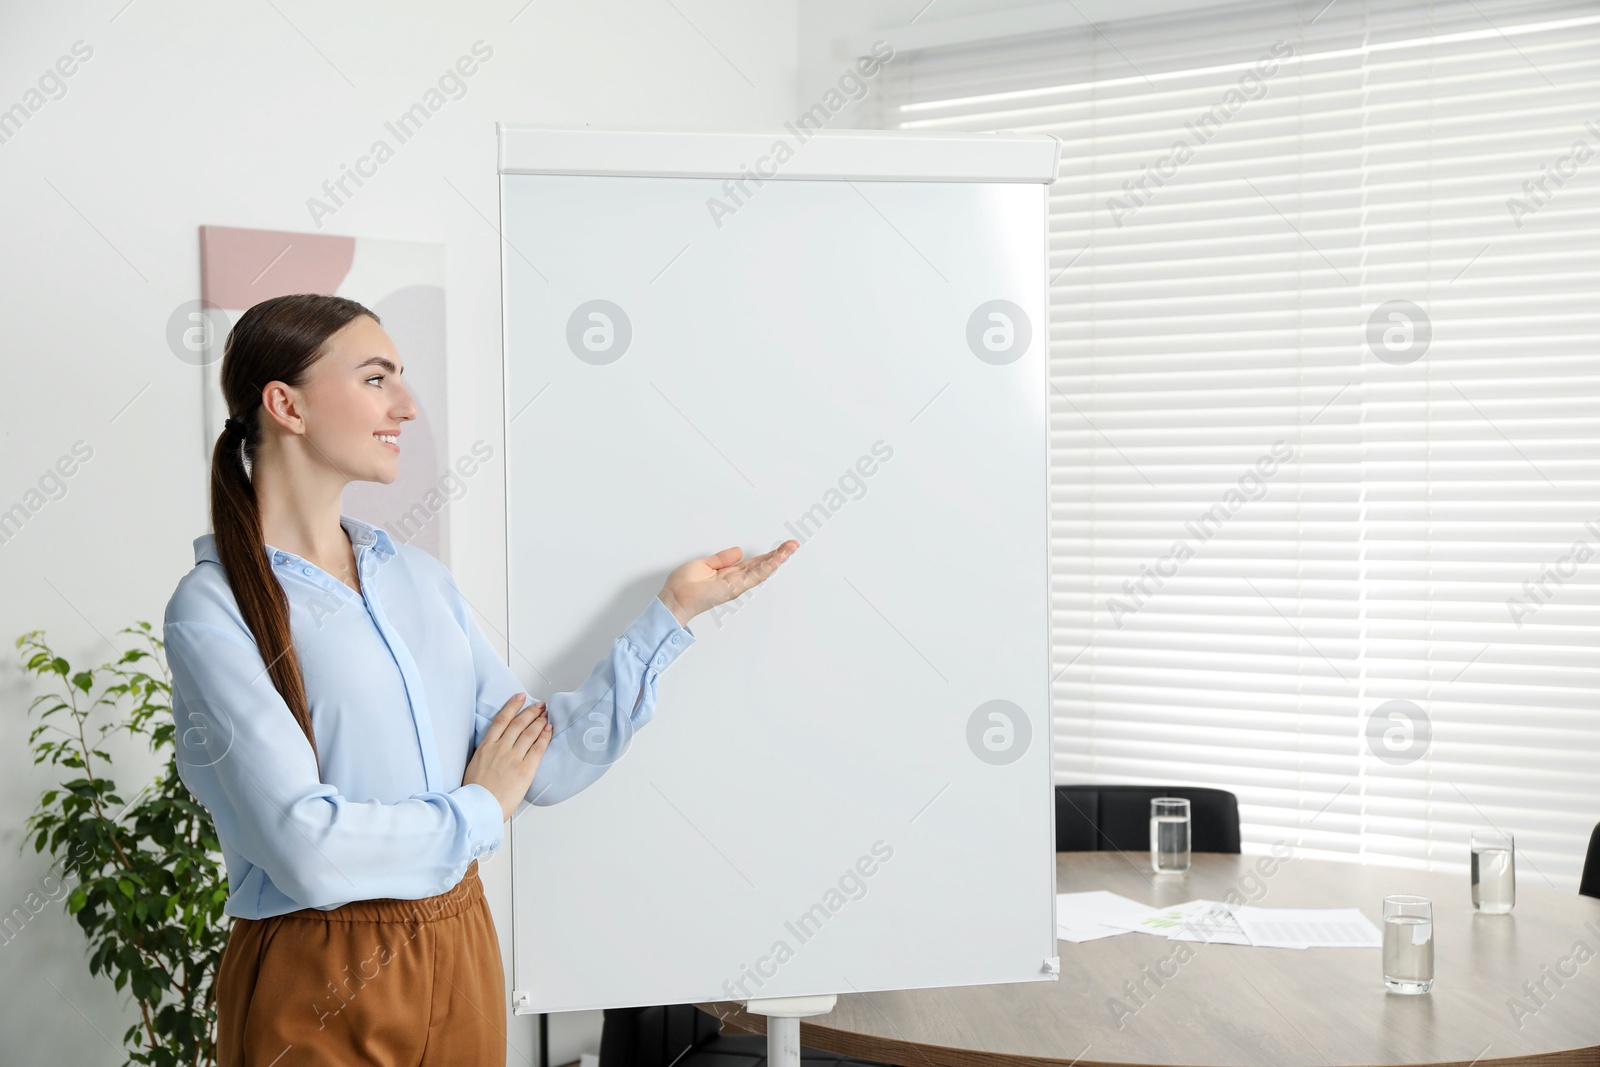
{"left": 294, "top": 315, "right": 417, "bottom": 485}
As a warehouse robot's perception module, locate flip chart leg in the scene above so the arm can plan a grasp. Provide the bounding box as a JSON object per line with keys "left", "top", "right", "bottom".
{"left": 744, "top": 994, "right": 838, "bottom": 1067}
{"left": 769, "top": 1016, "right": 800, "bottom": 1067}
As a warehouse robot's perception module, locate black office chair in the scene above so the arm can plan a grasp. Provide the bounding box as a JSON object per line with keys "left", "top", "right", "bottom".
{"left": 599, "top": 1005, "right": 732, "bottom": 1067}
{"left": 1580, "top": 822, "right": 1600, "bottom": 900}
{"left": 599, "top": 1005, "right": 890, "bottom": 1067}
{"left": 1054, "top": 784, "right": 1242, "bottom": 853}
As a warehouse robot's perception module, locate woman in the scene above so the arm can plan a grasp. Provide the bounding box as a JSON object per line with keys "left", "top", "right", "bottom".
{"left": 162, "top": 293, "right": 797, "bottom": 1066}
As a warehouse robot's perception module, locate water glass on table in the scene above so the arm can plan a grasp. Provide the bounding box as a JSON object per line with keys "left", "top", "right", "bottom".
{"left": 1382, "top": 895, "right": 1434, "bottom": 994}
{"left": 1149, "top": 796, "right": 1191, "bottom": 874}
{"left": 1471, "top": 828, "right": 1515, "bottom": 914}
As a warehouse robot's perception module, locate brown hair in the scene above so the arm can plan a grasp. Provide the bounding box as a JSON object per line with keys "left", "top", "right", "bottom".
{"left": 211, "top": 294, "right": 380, "bottom": 772}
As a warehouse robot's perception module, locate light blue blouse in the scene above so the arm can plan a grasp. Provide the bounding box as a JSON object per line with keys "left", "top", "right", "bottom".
{"left": 162, "top": 513, "right": 695, "bottom": 919}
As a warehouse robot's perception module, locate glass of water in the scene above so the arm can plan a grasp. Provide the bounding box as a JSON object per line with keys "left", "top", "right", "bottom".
{"left": 1150, "top": 797, "right": 1191, "bottom": 874}
{"left": 1470, "top": 828, "right": 1515, "bottom": 914}
{"left": 1382, "top": 895, "right": 1434, "bottom": 994}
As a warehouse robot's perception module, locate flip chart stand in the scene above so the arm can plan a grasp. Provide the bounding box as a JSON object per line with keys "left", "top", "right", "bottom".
{"left": 745, "top": 994, "right": 837, "bottom": 1067}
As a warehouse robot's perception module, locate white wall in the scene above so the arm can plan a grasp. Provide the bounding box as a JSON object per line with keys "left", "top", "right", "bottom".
{"left": 0, "top": 2, "right": 796, "bottom": 1063}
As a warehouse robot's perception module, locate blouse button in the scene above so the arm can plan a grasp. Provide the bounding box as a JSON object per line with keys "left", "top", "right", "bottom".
{"left": 302, "top": 566, "right": 313, "bottom": 576}
{"left": 670, "top": 634, "right": 681, "bottom": 644}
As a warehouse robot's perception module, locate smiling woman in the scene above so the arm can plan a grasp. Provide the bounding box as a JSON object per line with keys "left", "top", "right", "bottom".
{"left": 166, "top": 292, "right": 797, "bottom": 1066}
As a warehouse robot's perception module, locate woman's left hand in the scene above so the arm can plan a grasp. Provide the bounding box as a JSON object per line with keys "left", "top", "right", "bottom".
{"left": 657, "top": 540, "right": 800, "bottom": 628}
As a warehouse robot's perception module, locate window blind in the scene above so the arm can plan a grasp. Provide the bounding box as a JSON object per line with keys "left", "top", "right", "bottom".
{"left": 872, "top": 0, "right": 1600, "bottom": 890}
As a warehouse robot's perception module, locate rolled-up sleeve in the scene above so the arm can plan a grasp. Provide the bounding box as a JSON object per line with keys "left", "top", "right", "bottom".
{"left": 163, "top": 619, "right": 505, "bottom": 910}
{"left": 459, "top": 593, "right": 695, "bottom": 806}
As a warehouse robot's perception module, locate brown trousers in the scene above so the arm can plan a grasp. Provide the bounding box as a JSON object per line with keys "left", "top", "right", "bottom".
{"left": 214, "top": 860, "right": 506, "bottom": 1066}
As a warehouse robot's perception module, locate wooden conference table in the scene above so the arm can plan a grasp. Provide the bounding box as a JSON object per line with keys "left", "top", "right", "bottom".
{"left": 699, "top": 852, "right": 1600, "bottom": 1067}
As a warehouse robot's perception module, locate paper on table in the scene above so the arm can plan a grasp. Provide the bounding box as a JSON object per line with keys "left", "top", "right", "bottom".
{"left": 1228, "top": 906, "right": 1383, "bottom": 948}
{"left": 1104, "top": 899, "right": 1264, "bottom": 946}
{"left": 1055, "top": 890, "right": 1151, "bottom": 943}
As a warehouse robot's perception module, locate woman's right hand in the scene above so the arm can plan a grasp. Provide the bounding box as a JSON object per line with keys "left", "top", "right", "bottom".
{"left": 463, "top": 692, "right": 552, "bottom": 822}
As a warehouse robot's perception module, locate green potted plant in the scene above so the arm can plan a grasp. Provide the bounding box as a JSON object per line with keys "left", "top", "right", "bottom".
{"left": 18, "top": 622, "right": 228, "bottom": 1067}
